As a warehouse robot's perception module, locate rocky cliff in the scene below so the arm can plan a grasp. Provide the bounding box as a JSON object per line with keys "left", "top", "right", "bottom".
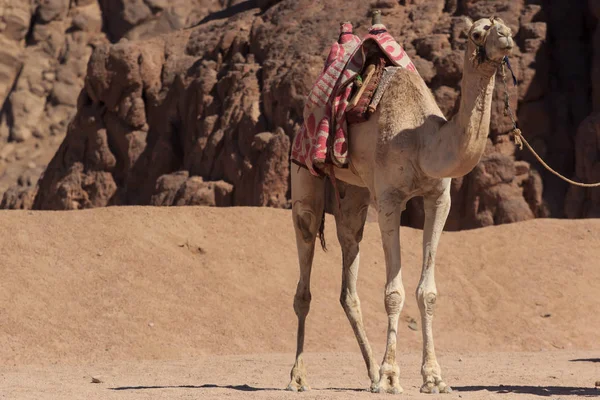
{"left": 1, "top": 0, "right": 598, "bottom": 230}
{"left": 0, "top": 0, "right": 224, "bottom": 208}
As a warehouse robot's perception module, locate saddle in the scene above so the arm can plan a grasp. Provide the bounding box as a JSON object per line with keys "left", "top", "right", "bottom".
{"left": 346, "top": 45, "right": 390, "bottom": 125}
{"left": 291, "top": 12, "right": 419, "bottom": 177}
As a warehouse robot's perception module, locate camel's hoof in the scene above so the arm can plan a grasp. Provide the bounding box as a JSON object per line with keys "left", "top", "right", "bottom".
{"left": 286, "top": 383, "right": 310, "bottom": 392}
{"left": 373, "top": 385, "right": 403, "bottom": 394}
{"left": 389, "top": 387, "right": 403, "bottom": 394}
{"left": 286, "top": 384, "right": 298, "bottom": 392}
{"left": 376, "top": 363, "right": 403, "bottom": 394}
{"left": 420, "top": 381, "right": 452, "bottom": 394}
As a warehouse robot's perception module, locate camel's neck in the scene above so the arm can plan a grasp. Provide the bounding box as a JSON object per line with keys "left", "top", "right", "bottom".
{"left": 420, "top": 54, "right": 498, "bottom": 178}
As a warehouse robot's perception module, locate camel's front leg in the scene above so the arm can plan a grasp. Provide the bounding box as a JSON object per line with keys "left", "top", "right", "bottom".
{"left": 375, "top": 199, "right": 405, "bottom": 394}
{"left": 418, "top": 184, "right": 452, "bottom": 394}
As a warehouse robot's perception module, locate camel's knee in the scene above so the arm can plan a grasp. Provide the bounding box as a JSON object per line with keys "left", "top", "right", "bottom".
{"left": 294, "top": 290, "right": 312, "bottom": 317}
{"left": 417, "top": 289, "right": 437, "bottom": 316}
{"left": 336, "top": 205, "right": 368, "bottom": 244}
{"left": 337, "top": 228, "right": 365, "bottom": 250}
{"left": 294, "top": 208, "right": 319, "bottom": 243}
{"left": 384, "top": 290, "right": 405, "bottom": 316}
{"left": 340, "top": 290, "right": 361, "bottom": 314}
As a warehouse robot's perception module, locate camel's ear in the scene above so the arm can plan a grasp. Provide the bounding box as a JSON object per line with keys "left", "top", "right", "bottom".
{"left": 464, "top": 16, "right": 473, "bottom": 31}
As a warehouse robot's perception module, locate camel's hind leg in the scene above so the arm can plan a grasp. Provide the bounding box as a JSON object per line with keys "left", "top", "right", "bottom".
{"left": 418, "top": 182, "right": 452, "bottom": 394}
{"left": 332, "top": 181, "right": 380, "bottom": 392}
{"left": 287, "top": 166, "right": 325, "bottom": 392}
{"left": 375, "top": 193, "right": 407, "bottom": 394}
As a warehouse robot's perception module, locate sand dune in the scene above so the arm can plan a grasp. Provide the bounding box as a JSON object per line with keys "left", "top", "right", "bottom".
{"left": 1, "top": 207, "right": 598, "bottom": 367}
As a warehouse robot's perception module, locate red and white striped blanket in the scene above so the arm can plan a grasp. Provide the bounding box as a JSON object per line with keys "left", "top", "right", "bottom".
{"left": 291, "top": 22, "right": 418, "bottom": 176}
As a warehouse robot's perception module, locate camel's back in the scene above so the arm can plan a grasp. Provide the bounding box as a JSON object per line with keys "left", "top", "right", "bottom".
{"left": 345, "top": 67, "right": 447, "bottom": 189}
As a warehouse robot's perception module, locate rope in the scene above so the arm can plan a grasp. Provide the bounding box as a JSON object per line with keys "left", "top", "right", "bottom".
{"left": 500, "top": 61, "right": 600, "bottom": 188}
{"left": 511, "top": 128, "right": 600, "bottom": 187}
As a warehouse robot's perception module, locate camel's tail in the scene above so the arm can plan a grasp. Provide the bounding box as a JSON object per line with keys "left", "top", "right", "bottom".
{"left": 318, "top": 209, "right": 327, "bottom": 252}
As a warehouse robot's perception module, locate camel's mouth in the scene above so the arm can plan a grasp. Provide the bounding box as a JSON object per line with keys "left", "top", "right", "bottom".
{"left": 498, "top": 36, "right": 514, "bottom": 51}
{"left": 470, "top": 30, "right": 514, "bottom": 64}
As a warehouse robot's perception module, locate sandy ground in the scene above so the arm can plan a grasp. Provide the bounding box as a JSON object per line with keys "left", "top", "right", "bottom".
{"left": 0, "top": 206, "right": 599, "bottom": 398}
{"left": 2, "top": 352, "right": 599, "bottom": 399}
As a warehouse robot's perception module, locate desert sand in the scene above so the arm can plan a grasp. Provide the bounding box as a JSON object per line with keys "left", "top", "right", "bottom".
{"left": 0, "top": 206, "right": 599, "bottom": 398}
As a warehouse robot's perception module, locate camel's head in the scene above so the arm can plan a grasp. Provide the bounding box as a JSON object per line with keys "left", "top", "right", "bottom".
{"left": 465, "top": 17, "right": 514, "bottom": 64}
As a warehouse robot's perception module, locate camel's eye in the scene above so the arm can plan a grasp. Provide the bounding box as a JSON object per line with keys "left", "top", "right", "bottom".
{"left": 473, "top": 32, "right": 481, "bottom": 40}
{"left": 483, "top": 25, "right": 491, "bottom": 31}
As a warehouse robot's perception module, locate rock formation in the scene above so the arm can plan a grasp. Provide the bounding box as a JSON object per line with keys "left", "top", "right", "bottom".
{"left": 0, "top": 0, "right": 224, "bottom": 208}
{"left": 1, "top": 0, "right": 598, "bottom": 230}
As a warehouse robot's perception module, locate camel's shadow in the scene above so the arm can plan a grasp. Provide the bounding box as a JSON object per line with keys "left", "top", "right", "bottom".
{"left": 109, "top": 384, "right": 365, "bottom": 392}
{"left": 570, "top": 358, "right": 600, "bottom": 363}
{"left": 455, "top": 385, "right": 599, "bottom": 397}
{"left": 109, "top": 384, "right": 277, "bottom": 392}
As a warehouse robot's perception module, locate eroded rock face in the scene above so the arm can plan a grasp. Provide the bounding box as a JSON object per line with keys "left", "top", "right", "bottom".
{"left": 0, "top": 0, "right": 226, "bottom": 206}
{"left": 563, "top": 1, "right": 600, "bottom": 219}
{"left": 0, "top": 0, "right": 104, "bottom": 202}
{"left": 0, "top": 185, "right": 36, "bottom": 209}
{"left": 565, "top": 113, "right": 600, "bottom": 218}
{"left": 150, "top": 171, "right": 234, "bottom": 207}
{"left": 516, "top": 0, "right": 594, "bottom": 219}
{"left": 33, "top": 15, "right": 292, "bottom": 210}
{"left": 28, "top": 0, "right": 541, "bottom": 224}
{"left": 1, "top": 0, "right": 597, "bottom": 230}
{"left": 97, "top": 0, "right": 223, "bottom": 42}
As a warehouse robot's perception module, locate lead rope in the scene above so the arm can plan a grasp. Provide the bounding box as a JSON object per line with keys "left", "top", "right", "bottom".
{"left": 500, "top": 59, "right": 600, "bottom": 188}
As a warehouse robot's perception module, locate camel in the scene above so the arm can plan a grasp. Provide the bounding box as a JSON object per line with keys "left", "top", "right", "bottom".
{"left": 287, "top": 17, "right": 514, "bottom": 394}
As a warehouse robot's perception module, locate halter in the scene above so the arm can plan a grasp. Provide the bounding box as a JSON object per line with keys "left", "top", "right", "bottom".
{"left": 468, "top": 16, "right": 497, "bottom": 65}
{"left": 467, "top": 16, "right": 517, "bottom": 85}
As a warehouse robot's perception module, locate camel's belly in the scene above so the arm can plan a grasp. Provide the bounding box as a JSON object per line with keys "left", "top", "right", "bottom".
{"left": 330, "top": 165, "right": 367, "bottom": 187}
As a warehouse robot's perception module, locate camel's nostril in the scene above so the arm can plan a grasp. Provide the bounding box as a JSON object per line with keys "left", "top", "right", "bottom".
{"left": 498, "top": 36, "right": 514, "bottom": 50}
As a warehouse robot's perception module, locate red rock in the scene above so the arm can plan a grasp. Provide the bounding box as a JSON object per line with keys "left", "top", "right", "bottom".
{"left": 520, "top": 5, "right": 544, "bottom": 25}
{"left": 0, "top": 186, "right": 36, "bottom": 209}
{"left": 149, "top": 171, "right": 190, "bottom": 207}
{"left": 37, "top": 0, "right": 70, "bottom": 23}
{"left": 433, "top": 86, "right": 459, "bottom": 118}
{"left": 414, "top": 34, "right": 451, "bottom": 60}
{"left": 432, "top": 49, "right": 464, "bottom": 86}
{"left": 565, "top": 113, "right": 600, "bottom": 218}
{"left": 0, "top": 0, "right": 594, "bottom": 232}
{"left": 592, "top": 27, "right": 600, "bottom": 111}
{"left": 519, "top": 51, "right": 548, "bottom": 102}
{"left": 462, "top": 0, "right": 523, "bottom": 35}
{"left": 519, "top": 22, "right": 547, "bottom": 40}
{"left": 411, "top": 56, "right": 436, "bottom": 84}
